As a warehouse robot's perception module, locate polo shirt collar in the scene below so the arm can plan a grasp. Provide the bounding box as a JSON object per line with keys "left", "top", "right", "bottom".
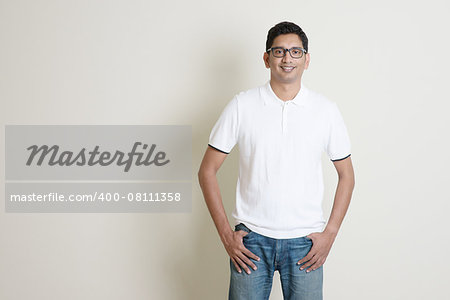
{"left": 263, "top": 81, "right": 309, "bottom": 107}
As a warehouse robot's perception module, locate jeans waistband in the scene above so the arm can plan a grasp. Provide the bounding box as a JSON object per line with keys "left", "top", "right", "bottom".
{"left": 235, "top": 222, "right": 252, "bottom": 233}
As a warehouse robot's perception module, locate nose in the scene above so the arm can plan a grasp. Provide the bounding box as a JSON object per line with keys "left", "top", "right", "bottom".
{"left": 281, "top": 50, "right": 291, "bottom": 63}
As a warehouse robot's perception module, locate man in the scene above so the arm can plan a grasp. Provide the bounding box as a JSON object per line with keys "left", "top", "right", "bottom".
{"left": 198, "top": 21, "right": 355, "bottom": 300}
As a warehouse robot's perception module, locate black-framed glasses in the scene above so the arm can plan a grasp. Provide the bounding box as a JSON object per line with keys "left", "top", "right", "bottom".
{"left": 266, "top": 47, "right": 306, "bottom": 59}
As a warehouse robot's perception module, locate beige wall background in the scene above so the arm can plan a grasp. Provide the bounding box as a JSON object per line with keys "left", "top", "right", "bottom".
{"left": 1, "top": 0, "right": 449, "bottom": 299}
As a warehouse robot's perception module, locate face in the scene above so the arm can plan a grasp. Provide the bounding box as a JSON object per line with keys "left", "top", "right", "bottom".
{"left": 263, "top": 33, "right": 310, "bottom": 85}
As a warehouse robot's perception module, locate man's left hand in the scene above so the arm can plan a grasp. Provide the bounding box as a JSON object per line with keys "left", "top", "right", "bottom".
{"left": 296, "top": 230, "right": 337, "bottom": 272}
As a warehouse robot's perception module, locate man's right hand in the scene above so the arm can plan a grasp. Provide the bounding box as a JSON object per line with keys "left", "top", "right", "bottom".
{"left": 198, "top": 147, "right": 260, "bottom": 274}
{"left": 223, "top": 230, "right": 260, "bottom": 274}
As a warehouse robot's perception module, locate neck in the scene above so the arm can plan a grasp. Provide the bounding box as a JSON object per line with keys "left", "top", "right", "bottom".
{"left": 270, "top": 79, "right": 302, "bottom": 101}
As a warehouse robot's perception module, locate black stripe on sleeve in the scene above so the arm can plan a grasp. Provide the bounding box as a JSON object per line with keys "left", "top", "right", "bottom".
{"left": 331, "top": 153, "right": 351, "bottom": 162}
{"left": 208, "top": 144, "right": 230, "bottom": 154}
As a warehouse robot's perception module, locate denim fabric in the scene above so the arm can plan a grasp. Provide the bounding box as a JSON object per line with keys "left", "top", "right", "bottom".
{"left": 229, "top": 223, "right": 323, "bottom": 300}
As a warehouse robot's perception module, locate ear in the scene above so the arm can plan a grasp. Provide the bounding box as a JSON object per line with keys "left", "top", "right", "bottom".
{"left": 304, "top": 52, "right": 311, "bottom": 70}
{"left": 263, "top": 52, "right": 270, "bottom": 69}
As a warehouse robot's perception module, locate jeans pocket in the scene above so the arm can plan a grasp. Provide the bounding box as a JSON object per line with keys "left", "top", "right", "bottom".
{"left": 234, "top": 223, "right": 252, "bottom": 235}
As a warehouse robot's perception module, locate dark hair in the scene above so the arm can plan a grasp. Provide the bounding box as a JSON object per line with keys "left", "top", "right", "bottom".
{"left": 266, "top": 21, "right": 308, "bottom": 53}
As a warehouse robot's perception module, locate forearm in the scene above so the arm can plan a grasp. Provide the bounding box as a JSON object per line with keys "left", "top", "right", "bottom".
{"left": 324, "top": 174, "right": 355, "bottom": 237}
{"left": 198, "top": 170, "right": 234, "bottom": 244}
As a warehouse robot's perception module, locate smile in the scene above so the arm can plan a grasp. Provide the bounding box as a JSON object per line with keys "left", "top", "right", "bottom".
{"left": 280, "top": 66, "right": 295, "bottom": 72}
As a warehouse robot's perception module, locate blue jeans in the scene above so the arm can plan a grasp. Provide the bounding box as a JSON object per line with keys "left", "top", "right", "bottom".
{"left": 229, "top": 223, "right": 323, "bottom": 300}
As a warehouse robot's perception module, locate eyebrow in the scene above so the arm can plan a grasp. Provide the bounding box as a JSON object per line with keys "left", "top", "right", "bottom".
{"left": 271, "top": 46, "right": 303, "bottom": 48}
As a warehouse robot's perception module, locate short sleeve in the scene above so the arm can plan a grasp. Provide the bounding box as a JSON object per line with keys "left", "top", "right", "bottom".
{"left": 326, "top": 102, "right": 352, "bottom": 161}
{"left": 208, "top": 96, "right": 239, "bottom": 154}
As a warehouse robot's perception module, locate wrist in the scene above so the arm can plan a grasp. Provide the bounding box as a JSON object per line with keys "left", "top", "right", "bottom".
{"left": 324, "top": 227, "right": 339, "bottom": 237}
{"left": 219, "top": 227, "right": 234, "bottom": 245}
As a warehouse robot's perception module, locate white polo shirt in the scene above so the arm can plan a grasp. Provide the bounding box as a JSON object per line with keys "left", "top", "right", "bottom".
{"left": 208, "top": 81, "right": 351, "bottom": 239}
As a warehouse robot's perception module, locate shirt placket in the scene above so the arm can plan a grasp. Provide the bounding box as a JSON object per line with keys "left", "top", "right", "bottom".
{"left": 281, "top": 101, "right": 289, "bottom": 134}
